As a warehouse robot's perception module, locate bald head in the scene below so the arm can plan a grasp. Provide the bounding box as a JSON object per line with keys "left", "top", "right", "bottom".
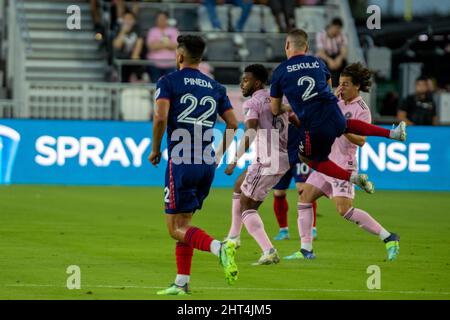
{"left": 285, "top": 29, "right": 309, "bottom": 58}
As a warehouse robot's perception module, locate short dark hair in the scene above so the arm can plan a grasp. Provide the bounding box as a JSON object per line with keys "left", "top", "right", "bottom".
{"left": 331, "top": 17, "right": 344, "bottom": 28}
{"left": 341, "top": 62, "right": 373, "bottom": 92}
{"left": 124, "top": 10, "right": 136, "bottom": 19}
{"left": 416, "top": 75, "right": 429, "bottom": 82}
{"left": 156, "top": 10, "right": 169, "bottom": 19}
{"left": 244, "top": 64, "right": 269, "bottom": 84}
{"left": 287, "top": 29, "right": 309, "bottom": 50}
{"left": 177, "top": 35, "right": 206, "bottom": 63}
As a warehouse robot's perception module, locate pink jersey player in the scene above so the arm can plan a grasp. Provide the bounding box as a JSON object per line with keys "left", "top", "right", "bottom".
{"left": 225, "top": 65, "right": 290, "bottom": 265}
{"left": 285, "top": 63, "right": 400, "bottom": 262}
{"left": 240, "top": 88, "right": 290, "bottom": 201}
{"left": 307, "top": 96, "right": 371, "bottom": 199}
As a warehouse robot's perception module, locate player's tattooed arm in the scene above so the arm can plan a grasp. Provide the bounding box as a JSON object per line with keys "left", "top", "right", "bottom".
{"left": 225, "top": 119, "right": 258, "bottom": 175}
{"left": 148, "top": 99, "right": 170, "bottom": 167}
{"left": 344, "top": 133, "right": 366, "bottom": 147}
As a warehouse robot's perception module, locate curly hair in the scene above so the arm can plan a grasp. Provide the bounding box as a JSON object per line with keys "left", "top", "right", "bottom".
{"left": 341, "top": 62, "right": 373, "bottom": 93}
{"left": 244, "top": 64, "right": 269, "bottom": 84}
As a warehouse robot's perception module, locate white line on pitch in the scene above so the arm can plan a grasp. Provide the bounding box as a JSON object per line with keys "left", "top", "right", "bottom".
{"left": 3, "top": 283, "right": 450, "bottom": 296}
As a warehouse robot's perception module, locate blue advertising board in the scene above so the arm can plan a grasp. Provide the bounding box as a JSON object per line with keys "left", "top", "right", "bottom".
{"left": 0, "top": 119, "right": 449, "bottom": 191}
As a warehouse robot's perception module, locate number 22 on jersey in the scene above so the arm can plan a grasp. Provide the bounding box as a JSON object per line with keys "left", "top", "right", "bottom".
{"left": 177, "top": 93, "right": 217, "bottom": 128}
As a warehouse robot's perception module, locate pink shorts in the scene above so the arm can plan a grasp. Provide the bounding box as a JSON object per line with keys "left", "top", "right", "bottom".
{"left": 306, "top": 171, "right": 355, "bottom": 199}
{"left": 241, "top": 164, "right": 285, "bottom": 202}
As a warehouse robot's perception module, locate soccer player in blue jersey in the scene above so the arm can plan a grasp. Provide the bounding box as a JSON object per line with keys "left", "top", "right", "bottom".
{"left": 270, "top": 29, "right": 407, "bottom": 194}
{"left": 148, "top": 35, "right": 239, "bottom": 295}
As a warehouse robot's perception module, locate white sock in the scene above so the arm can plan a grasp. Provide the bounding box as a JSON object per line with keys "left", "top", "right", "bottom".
{"left": 280, "top": 227, "right": 288, "bottom": 232}
{"left": 175, "top": 274, "right": 190, "bottom": 287}
{"left": 379, "top": 228, "right": 391, "bottom": 241}
{"left": 301, "top": 243, "right": 313, "bottom": 251}
{"left": 210, "top": 240, "right": 221, "bottom": 256}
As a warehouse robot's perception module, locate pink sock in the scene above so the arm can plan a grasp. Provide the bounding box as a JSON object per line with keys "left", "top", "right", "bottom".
{"left": 298, "top": 203, "right": 313, "bottom": 250}
{"left": 242, "top": 209, "right": 273, "bottom": 252}
{"left": 227, "top": 193, "right": 242, "bottom": 238}
{"left": 343, "top": 208, "right": 382, "bottom": 235}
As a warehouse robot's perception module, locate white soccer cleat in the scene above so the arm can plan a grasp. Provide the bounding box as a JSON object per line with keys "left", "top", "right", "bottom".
{"left": 252, "top": 248, "right": 280, "bottom": 266}
{"left": 390, "top": 121, "right": 407, "bottom": 142}
{"left": 350, "top": 173, "right": 375, "bottom": 194}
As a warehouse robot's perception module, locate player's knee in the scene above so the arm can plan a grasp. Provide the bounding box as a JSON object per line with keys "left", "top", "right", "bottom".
{"left": 274, "top": 189, "right": 286, "bottom": 197}
{"left": 240, "top": 195, "right": 258, "bottom": 213}
{"left": 167, "top": 227, "right": 179, "bottom": 240}
{"left": 299, "top": 188, "right": 313, "bottom": 203}
{"left": 233, "top": 182, "right": 242, "bottom": 194}
{"left": 336, "top": 204, "right": 351, "bottom": 216}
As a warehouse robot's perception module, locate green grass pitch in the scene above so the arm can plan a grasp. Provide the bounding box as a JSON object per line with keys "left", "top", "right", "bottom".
{"left": 0, "top": 185, "right": 449, "bottom": 300}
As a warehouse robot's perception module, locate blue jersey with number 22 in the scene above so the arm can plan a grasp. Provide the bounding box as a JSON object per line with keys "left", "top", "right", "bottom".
{"left": 156, "top": 67, "right": 233, "bottom": 162}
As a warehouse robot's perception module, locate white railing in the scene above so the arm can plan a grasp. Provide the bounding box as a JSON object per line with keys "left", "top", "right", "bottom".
{"left": 26, "top": 82, "right": 156, "bottom": 120}
{"left": 6, "top": 0, "right": 29, "bottom": 117}
{"left": 17, "top": 81, "right": 244, "bottom": 122}
{"left": 0, "top": 99, "right": 15, "bottom": 118}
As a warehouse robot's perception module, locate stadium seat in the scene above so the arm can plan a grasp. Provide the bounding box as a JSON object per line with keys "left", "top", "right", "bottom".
{"left": 212, "top": 67, "right": 241, "bottom": 85}
{"left": 205, "top": 38, "right": 236, "bottom": 62}
{"left": 295, "top": 6, "right": 327, "bottom": 33}
{"left": 120, "top": 87, "right": 152, "bottom": 121}
{"left": 173, "top": 7, "right": 199, "bottom": 32}
{"left": 245, "top": 37, "right": 269, "bottom": 62}
{"left": 268, "top": 36, "right": 287, "bottom": 62}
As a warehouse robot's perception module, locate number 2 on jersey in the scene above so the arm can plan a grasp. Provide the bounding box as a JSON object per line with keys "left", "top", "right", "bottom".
{"left": 177, "top": 93, "right": 217, "bottom": 128}
{"left": 298, "top": 76, "right": 318, "bottom": 102}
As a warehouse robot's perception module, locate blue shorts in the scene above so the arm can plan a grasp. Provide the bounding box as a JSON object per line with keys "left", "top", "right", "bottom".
{"left": 273, "top": 161, "right": 312, "bottom": 190}
{"left": 300, "top": 108, "right": 346, "bottom": 162}
{"left": 164, "top": 160, "right": 216, "bottom": 214}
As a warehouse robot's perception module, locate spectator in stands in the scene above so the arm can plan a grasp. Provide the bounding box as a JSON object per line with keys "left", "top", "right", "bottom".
{"left": 264, "top": 0, "right": 296, "bottom": 32}
{"left": 112, "top": 11, "right": 144, "bottom": 82}
{"left": 108, "top": 0, "right": 140, "bottom": 30}
{"left": 316, "top": 17, "right": 348, "bottom": 87}
{"left": 146, "top": 11, "right": 179, "bottom": 83}
{"left": 379, "top": 91, "right": 400, "bottom": 116}
{"left": 203, "top": 0, "right": 253, "bottom": 34}
{"left": 90, "top": 0, "right": 104, "bottom": 40}
{"left": 397, "top": 76, "right": 438, "bottom": 126}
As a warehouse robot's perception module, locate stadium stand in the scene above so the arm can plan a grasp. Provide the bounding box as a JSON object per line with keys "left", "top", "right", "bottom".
{"left": 22, "top": 0, "right": 107, "bottom": 82}
{"left": 2, "top": 0, "right": 366, "bottom": 121}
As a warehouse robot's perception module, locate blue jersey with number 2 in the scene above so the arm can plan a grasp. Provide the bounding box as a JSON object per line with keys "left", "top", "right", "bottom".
{"left": 270, "top": 54, "right": 340, "bottom": 127}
